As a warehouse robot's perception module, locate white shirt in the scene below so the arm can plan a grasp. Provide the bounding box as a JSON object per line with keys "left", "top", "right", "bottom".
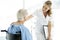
{"left": 31, "top": 9, "right": 51, "bottom": 40}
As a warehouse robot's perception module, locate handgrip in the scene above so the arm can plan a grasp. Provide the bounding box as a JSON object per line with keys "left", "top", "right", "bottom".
{"left": 1, "top": 30, "right": 7, "bottom": 32}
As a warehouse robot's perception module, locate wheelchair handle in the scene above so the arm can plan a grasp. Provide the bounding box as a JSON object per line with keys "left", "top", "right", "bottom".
{"left": 1, "top": 30, "right": 8, "bottom": 32}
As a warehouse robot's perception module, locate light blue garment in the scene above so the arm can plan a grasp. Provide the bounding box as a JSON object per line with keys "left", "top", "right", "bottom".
{"left": 7, "top": 24, "right": 32, "bottom": 40}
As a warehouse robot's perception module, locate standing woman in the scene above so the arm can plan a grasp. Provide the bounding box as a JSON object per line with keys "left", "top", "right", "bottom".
{"left": 24, "top": 1, "right": 52, "bottom": 40}
{"left": 42, "top": 1, "right": 52, "bottom": 40}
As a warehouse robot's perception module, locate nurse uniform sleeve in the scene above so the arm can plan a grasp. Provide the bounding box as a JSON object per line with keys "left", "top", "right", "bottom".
{"left": 32, "top": 9, "right": 40, "bottom": 17}
{"left": 48, "top": 16, "right": 52, "bottom": 22}
{"left": 48, "top": 16, "right": 53, "bottom": 26}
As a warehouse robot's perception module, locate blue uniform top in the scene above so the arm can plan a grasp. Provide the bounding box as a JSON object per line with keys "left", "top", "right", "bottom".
{"left": 7, "top": 23, "right": 32, "bottom": 40}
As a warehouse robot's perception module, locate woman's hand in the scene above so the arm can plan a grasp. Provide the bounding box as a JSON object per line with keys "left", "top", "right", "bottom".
{"left": 47, "top": 21, "right": 52, "bottom": 40}
{"left": 47, "top": 36, "right": 51, "bottom": 40}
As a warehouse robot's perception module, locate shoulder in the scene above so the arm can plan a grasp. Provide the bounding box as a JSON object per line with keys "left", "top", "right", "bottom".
{"left": 48, "top": 15, "right": 52, "bottom": 19}
{"left": 48, "top": 16, "right": 52, "bottom": 22}
{"left": 11, "top": 22, "right": 18, "bottom": 25}
{"left": 34, "top": 9, "right": 40, "bottom": 13}
{"left": 33, "top": 9, "right": 42, "bottom": 16}
{"left": 35, "top": 9, "right": 42, "bottom": 14}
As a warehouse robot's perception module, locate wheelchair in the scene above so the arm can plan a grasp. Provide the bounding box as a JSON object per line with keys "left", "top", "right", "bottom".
{"left": 1, "top": 30, "right": 22, "bottom": 40}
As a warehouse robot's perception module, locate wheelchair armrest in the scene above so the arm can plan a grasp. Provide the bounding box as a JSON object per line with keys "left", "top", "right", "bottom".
{"left": 1, "top": 30, "right": 8, "bottom": 32}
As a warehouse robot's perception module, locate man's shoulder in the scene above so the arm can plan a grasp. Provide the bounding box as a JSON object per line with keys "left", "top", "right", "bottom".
{"left": 11, "top": 22, "right": 18, "bottom": 25}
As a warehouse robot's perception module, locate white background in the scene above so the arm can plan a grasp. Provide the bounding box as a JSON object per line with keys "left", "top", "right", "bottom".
{"left": 0, "top": 0, "right": 60, "bottom": 40}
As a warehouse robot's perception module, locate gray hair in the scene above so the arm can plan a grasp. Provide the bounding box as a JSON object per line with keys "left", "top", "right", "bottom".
{"left": 17, "top": 9, "right": 28, "bottom": 21}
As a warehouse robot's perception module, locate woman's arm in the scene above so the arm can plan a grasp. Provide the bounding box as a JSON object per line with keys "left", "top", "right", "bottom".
{"left": 24, "top": 15, "right": 33, "bottom": 21}
{"left": 12, "top": 15, "right": 33, "bottom": 24}
{"left": 48, "top": 21, "right": 51, "bottom": 40}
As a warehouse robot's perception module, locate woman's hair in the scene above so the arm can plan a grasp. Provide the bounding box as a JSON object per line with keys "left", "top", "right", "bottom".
{"left": 45, "top": 1, "right": 52, "bottom": 7}
{"left": 17, "top": 9, "right": 28, "bottom": 21}
{"left": 45, "top": 1, "right": 52, "bottom": 16}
